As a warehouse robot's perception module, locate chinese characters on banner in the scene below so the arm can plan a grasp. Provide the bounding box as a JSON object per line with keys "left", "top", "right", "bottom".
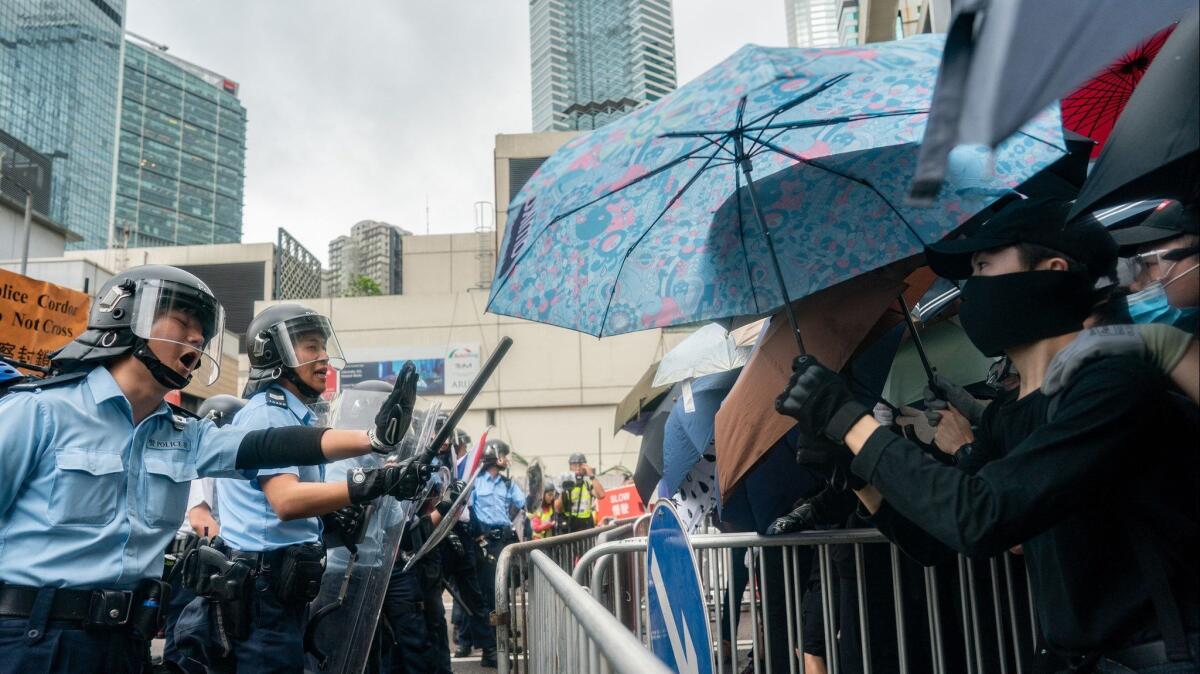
{"left": 0, "top": 268, "right": 90, "bottom": 372}
{"left": 594, "top": 485, "right": 646, "bottom": 523}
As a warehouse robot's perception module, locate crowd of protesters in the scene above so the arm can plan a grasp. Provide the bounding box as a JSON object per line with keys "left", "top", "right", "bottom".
{"left": 733, "top": 195, "right": 1199, "bottom": 674}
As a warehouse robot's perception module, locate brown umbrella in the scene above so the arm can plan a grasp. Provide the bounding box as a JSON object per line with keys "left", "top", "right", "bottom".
{"left": 714, "top": 259, "right": 919, "bottom": 499}
{"left": 613, "top": 360, "right": 670, "bottom": 435}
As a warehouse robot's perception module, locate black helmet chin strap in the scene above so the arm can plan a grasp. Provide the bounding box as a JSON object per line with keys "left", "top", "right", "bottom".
{"left": 132, "top": 339, "right": 193, "bottom": 391}
{"left": 280, "top": 366, "right": 323, "bottom": 403}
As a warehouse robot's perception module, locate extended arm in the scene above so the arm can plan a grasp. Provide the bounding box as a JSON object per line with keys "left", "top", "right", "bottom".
{"left": 261, "top": 473, "right": 352, "bottom": 521}
{"left": 844, "top": 359, "right": 1157, "bottom": 556}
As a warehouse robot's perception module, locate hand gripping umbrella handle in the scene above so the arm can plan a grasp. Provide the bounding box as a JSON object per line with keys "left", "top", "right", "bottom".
{"left": 418, "top": 336, "right": 513, "bottom": 464}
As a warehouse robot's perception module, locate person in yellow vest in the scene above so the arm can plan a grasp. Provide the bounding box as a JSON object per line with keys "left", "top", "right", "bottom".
{"left": 555, "top": 453, "right": 606, "bottom": 532}
{"left": 530, "top": 489, "right": 559, "bottom": 539}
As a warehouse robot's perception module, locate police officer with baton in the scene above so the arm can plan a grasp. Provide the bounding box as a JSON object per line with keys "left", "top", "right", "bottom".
{"left": 0, "top": 266, "right": 428, "bottom": 673}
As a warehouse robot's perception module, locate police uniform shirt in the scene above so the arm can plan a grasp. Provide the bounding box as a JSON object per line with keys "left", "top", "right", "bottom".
{"left": 471, "top": 473, "right": 526, "bottom": 527}
{"left": 0, "top": 366, "right": 251, "bottom": 590}
{"left": 216, "top": 385, "right": 323, "bottom": 552}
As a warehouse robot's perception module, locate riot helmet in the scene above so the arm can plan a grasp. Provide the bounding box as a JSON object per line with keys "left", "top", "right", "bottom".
{"left": 197, "top": 394, "right": 245, "bottom": 428}
{"left": 568, "top": 452, "right": 587, "bottom": 466}
{"left": 244, "top": 303, "right": 346, "bottom": 401}
{"left": 51, "top": 265, "right": 224, "bottom": 390}
{"left": 482, "top": 439, "right": 510, "bottom": 469}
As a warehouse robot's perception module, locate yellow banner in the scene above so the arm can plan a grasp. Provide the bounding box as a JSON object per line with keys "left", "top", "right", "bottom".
{"left": 0, "top": 267, "right": 90, "bottom": 370}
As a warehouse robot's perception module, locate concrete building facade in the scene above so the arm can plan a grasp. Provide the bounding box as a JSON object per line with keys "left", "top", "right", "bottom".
{"left": 530, "top": 0, "right": 677, "bottom": 132}
{"left": 257, "top": 291, "right": 687, "bottom": 475}
{"left": 114, "top": 34, "right": 247, "bottom": 247}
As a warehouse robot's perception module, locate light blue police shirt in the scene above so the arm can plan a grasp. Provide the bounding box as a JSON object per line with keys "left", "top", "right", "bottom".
{"left": 471, "top": 472, "right": 526, "bottom": 527}
{"left": 0, "top": 366, "right": 251, "bottom": 590}
{"left": 216, "top": 385, "right": 323, "bottom": 552}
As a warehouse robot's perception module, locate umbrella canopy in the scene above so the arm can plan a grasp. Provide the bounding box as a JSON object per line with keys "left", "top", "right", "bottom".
{"left": 714, "top": 260, "right": 913, "bottom": 498}
{"left": 652, "top": 322, "right": 762, "bottom": 388}
{"left": 488, "top": 36, "right": 1064, "bottom": 339}
{"left": 661, "top": 368, "right": 741, "bottom": 494}
{"left": 910, "top": 0, "right": 1190, "bottom": 201}
{"left": 613, "top": 360, "right": 670, "bottom": 434}
{"left": 632, "top": 384, "right": 679, "bottom": 504}
{"left": 1062, "top": 26, "right": 1176, "bottom": 158}
{"left": 1070, "top": 8, "right": 1200, "bottom": 220}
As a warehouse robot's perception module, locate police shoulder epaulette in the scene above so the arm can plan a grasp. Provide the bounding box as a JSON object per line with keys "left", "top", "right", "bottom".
{"left": 168, "top": 403, "right": 198, "bottom": 431}
{"left": 8, "top": 370, "right": 88, "bottom": 393}
{"left": 266, "top": 390, "right": 289, "bottom": 409}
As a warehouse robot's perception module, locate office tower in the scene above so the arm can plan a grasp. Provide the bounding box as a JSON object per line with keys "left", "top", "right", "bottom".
{"left": 326, "top": 220, "right": 409, "bottom": 297}
{"left": 114, "top": 34, "right": 247, "bottom": 247}
{"left": 785, "top": 0, "right": 840, "bottom": 48}
{"left": 530, "top": 0, "right": 676, "bottom": 132}
{"left": 0, "top": 0, "right": 127, "bottom": 248}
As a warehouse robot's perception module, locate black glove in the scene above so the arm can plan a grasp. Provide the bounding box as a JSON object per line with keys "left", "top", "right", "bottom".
{"left": 794, "top": 431, "right": 864, "bottom": 490}
{"left": 321, "top": 504, "right": 368, "bottom": 553}
{"left": 766, "top": 485, "right": 860, "bottom": 535}
{"left": 445, "top": 531, "right": 466, "bottom": 560}
{"left": 368, "top": 361, "right": 420, "bottom": 454}
{"left": 346, "top": 459, "right": 431, "bottom": 504}
{"left": 775, "top": 355, "right": 869, "bottom": 444}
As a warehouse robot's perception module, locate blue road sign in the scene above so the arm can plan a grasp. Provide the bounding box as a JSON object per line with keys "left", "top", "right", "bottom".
{"left": 646, "top": 502, "right": 715, "bottom": 674}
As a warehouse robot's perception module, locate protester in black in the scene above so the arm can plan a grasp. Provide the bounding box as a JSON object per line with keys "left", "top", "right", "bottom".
{"left": 777, "top": 198, "right": 1200, "bottom": 669}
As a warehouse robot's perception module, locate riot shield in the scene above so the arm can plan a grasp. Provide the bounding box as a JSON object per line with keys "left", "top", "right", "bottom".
{"left": 400, "top": 427, "right": 493, "bottom": 573}
{"left": 525, "top": 460, "right": 544, "bottom": 512}
{"left": 305, "top": 391, "right": 442, "bottom": 673}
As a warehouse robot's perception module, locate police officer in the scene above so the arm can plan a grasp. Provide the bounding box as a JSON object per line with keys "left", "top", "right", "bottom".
{"left": 468, "top": 440, "right": 525, "bottom": 668}
{"left": 159, "top": 395, "right": 244, "bottom": 674}
{"left": 213, "top": 303, "right": 422, "bottom": 673}
{"left": 557, "top": 453, "right": 605, "bottom": 532}
{"left": 0, "top": 265, "right": 428, "bottom": 673}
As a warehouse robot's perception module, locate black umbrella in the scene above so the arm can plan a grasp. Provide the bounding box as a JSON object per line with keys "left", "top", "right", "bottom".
{"left": 633, "top": 410, "right": 669, "bottom": 506}
{"left": 1070, "top": 7, "right": 1199, "bottom": 220}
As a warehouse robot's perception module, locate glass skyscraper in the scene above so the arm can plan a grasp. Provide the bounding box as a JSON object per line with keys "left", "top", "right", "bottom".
{"left": 115, "top": 36, "right": 246, "bottom": 247}
{"left": 786, "top": 0, "right": 841, "bottom": 48}
{"left": 530, "top": 0, "right": 676, "bottom": 132}
{"left": 0, "top": 0, "right": 126, "bottom": 249}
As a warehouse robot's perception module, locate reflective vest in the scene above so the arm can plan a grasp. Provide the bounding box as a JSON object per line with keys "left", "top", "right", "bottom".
{"left": 566, "top": 480, "right": 594, "bottom": 519}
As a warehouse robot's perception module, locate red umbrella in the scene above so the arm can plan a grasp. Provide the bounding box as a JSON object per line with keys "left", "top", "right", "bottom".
{"left": 1063, "top": 25, "right": 1176, "bottom": 157}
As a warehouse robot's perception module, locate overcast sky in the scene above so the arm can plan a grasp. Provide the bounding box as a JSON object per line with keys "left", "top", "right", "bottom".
{"left": 125, "top": 1, "right": 787, "bottom": 263}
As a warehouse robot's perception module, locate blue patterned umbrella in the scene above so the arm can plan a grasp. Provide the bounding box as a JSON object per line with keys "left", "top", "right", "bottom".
{"left": 487, "top": 36, "right": 1065, "bottom": 345}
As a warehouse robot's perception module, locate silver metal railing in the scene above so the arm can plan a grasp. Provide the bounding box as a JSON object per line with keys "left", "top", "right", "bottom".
{"left": 495, "top": 517, "right": 644, "bottom": 674}
{"left": 525, "top": 549, "right": 673, "bottom": 674}
{"left": 572, "top": 529, "right": 1039, "bottom": 674}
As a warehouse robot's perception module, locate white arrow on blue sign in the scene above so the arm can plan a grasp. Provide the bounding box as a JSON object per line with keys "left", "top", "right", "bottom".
{"left": 646, "top": 502, "right": 715, "bottom": 674}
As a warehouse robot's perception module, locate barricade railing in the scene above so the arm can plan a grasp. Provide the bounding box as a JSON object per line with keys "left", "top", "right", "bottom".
{"left": 525, "top": 549, "right": 673, "bottom": 674}
{"left": 495, "top": 517, "right": 642, "bottom": 674}
{"left": 573, "top": 529, "right": 1039, "bottom": 674}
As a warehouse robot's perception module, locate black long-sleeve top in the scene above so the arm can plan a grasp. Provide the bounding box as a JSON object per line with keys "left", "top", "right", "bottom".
{"left": 850, "top": 356, "right": 1200, "bottom": 656}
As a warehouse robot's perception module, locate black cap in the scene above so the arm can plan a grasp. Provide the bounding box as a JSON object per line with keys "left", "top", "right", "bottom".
{"left": 925, "top": 197, "right": 1117, "bottom": 280}
{"left": 1110, "top": 200, "right": 1199, "bottom": 254}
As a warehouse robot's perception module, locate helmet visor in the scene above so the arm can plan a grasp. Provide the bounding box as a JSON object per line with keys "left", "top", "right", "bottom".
{"left": 272, "top": 315, "right": 347, "bottom": 370}
{"left": 129, "top": 278, "right": 225, "bottom": 386}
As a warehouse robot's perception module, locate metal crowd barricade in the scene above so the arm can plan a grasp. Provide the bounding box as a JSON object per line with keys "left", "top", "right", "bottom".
{"left": 495, "top": 517, "right": 643, "bottom": 674}
{"left": 525, "top": 549, "right": 673, "bottom": 674}
{"left": 573, "top": 529, "right": 1040, "bottom": 674}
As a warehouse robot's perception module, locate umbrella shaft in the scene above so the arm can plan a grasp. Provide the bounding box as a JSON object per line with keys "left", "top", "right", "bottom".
{"left": 739, "top": 157, "right": 806, "bottom": 354}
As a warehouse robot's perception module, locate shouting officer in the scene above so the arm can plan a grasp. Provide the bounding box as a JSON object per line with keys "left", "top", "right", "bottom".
{"left": 557, "top": 453, "right": 605, "bottom": 532}
{"left": 468, "top": 440, "right": 525, "bottom": 668}
{"left": 0, "top": 266, "right": 428, "bottom": 673}
{"left": 213, "top": 304, "right": 422, "bottom": 672}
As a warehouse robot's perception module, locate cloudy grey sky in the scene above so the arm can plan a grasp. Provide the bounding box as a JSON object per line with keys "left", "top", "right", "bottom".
{"left": 125, "top": 1, "right": 787, "bottom": 263}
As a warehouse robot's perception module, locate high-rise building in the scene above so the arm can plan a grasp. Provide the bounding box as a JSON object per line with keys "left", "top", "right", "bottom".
{"left": 785, "top": 0, "right": 841, "bottom": 48}
{"left": 0, "top": 0, "right": 126, "bottom": 249}
{"left": 325, "top": 220, "right": 410, "bottom": 297}
{"left": 837, "top": 0, "right": 861, "bottom": 46}
{"left": 114, "top": 34, "right": 247, "bottom": 248}
{"left": 530, "top": 0, "right": 677, "bottom": 132}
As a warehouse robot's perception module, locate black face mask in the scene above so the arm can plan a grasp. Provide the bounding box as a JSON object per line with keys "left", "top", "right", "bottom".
{"left": 958, "top": 270, "right": 1095, "bottom": 357}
